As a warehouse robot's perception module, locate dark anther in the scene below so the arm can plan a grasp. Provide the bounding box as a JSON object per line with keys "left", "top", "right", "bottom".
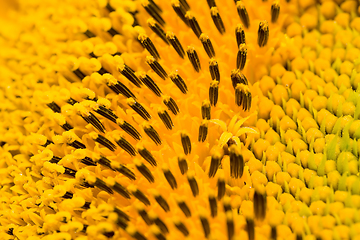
{"left": 163, "top": 96, "right": 179, "bottom": 115}
{"left": 186, "top": 46, "right": 201, "bottom": 72}
{"left": 138, "top": 34, "right": 161, "bottom": 60}
{"left": 146, "top": 56, "right": 168, "bottom": 80}
{"left": 118, "top": 64, "right": 142, "bottom": 87}
{"left": 200, "top": 34, "right": 215, "bottom": 58}
{"left": 236, "top": 1, "right": 250, "bottom": 28}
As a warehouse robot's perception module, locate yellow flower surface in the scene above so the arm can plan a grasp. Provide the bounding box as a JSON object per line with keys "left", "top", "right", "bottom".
{"left": 1, "top": 0, "right": 360, "bottom": 239}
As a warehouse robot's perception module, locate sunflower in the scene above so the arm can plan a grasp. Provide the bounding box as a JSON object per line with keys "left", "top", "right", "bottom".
{"left": 1, "top": 0, "right": 360, "bottom": 239}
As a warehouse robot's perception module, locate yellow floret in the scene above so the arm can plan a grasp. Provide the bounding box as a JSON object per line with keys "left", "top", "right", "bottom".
{"left": 320, "top": 1, "right": 337, "bottom": 19}
{"left": 286, "top": 22, "right": 302, "bottom": 37}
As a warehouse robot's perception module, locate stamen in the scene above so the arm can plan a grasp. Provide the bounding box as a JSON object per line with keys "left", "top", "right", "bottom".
{"left": 158, "top": 109, "right": 174, "bottom": 130}
{"left": 185, "top": 11, "right": 203, "bottom": 38}
{"left": 67, "top": 98, "right": 78, "bottom": 105}
{"left": 223, "top": 197, "right": 231, "bottom": 212}
{"left": 90, "top": 132, "right": 117, "bottom": 152}
{"left": 81, "top": 156, "right": 97, "bottom": 166}
{"left": 163, "top": 166, "right": 178, "bottom": 189}
{"left": 235, "top": 24, "right": 246, "bottom": 47}
{"left": 64, "top": 167, "right": 77, "bottom": 177}
{"left": 163, "top": 96, "right": 180, "bottom": 115}
{"left": 271, "top": 1, "right": 280, "bottom": 23}
{"left": 198, "top": 120, "right": 208, "bottom": 142}
{"left": 178, "top": 155, "right": 188, "bottom": 175}
{"left": 137, "top": 206, "right": 153, "bottom": 225}
{"left": 246, "top": 218, "right": 255, "bottom": 240}
{"left": 229, "top": 145, "right": 244, "bottom": 178}
{"left": 127, "top": 228, "right": 147, "bottom": 240}
{"left": 114, "top": 216, "right": 128, "bottom": 230}
{"left": 107, "top": 27, "right": 120, "bottom": 37}
{"left": 127, "top": 98, "right": 152, "bottom": 121}
{"left": 207, "top": 0, "right": 216, "bottom": 8}
{"left": 111, "top": 161, "right": 136, "bottom": 180}
{"left": 94, "top": 178, "right": 114, "bottom": 194}
{"left": 107, "top": 80, "right": 136, "bottom": 99}
{"left": 200, "top": 34, "right": 215, "bottom": 58}
{"left": 117, "top": 119, "right": 142, "bottom": 141}
{"left": 42, "top": 139, "right": 53, "bottom": 147}
{"left": 181, "top": 132, "right": 191, "bottom": 155}
{"left": 50, "top": 156, "right": 61, "bottom": 163}
{"left": 154, "top": 193, "right": 170, "bottom": 212}
{"left": 81, "top": 157, "right": 96, "bottom": 166}
{"left": 69, "top": 140, "right": 86, "bottom": 149}
{"left": 177, "top": 200, "right": 191, "bottom": 217}
{"left": 208, "top": 152, "right": 221, "bottom": 178}
{"left": 61, "top": 122, "right": 73, "bottom": 131}
{"left": 131, "top": 187, "right": 151, "bottom": 206}
{"left": 209, "top": 193, "right": 218, "bottom": 217}
{"left": 166, "top": 32, "right": 185, "bottom": 58}
{"left": 114, "top": 207, "right": 130, "bottom": 222}
{"left": 114, "top": 136, "right": 137, "bottom": 156}
{"left": 200, "top": 216, "right": 210, "bottom": 238}
{"left": 62, "top": 191, "right": 73, "bottom": 199}
{"left": 153, "top": 217, "right": 169, "bottom": 234}
{"left": 117, "top": 64, "right": 142, "bottom": 87}
{"left": 82, "top": 202, "right": 91, "bottom": 209}
{"left": 217, "top": 173, "right": 225, "bottom": 200}
{"left": 138, "top": 146, "right": 157, "bottom": 167}
{"left": 235, "top": 83, "right": 252, "bottom": 111}
{"left": 209, "top": 58, "right": 220, "bottom": 81}
{"left": 142, "top": 0, "right": 165, "bottom": 26}
{"left": 149, "top": 0, "right": 163, "bottom": 13}
{"left": 231, "top": 69, "right": 248, "bottom": 89}
{"left": 271, "top": 226, "right": 277, "bottom": 240}
{"left": 138, "top": 33, "right": 161, "bottom": 60}
{"left": 97, "top": 63, "right": 111, "bottom": 75}
{"left": 82, "top": 112, "right": 106, "bottom": 133}
{"left": 210, "top": 7, "right": 225, "bottom": 34}
{"left": 111, "top": 181, "right": 131, "bottom": 199}
{"left": 98, "top": 67, "right": 111, "bottom": 76}
{"left": 258, "top": 20, "right": 269, "bottom": 47}
{"left": 147, "top": 18, "right": 169, "bottom": 44}
{"left": 84, "top": 29, "right": 96, "bottom": 38}
{"left": 171, "top": 0, "right": 189, "bottom": 26}
{"left": 254, "top": 189, "right": 267, "bottom": 220}
{"left": 146, "top": 56, "right": 168, "bottom": 80}
{"left": 47, "top": 102, "right": 61, "bottom": 113}
{"left": 209, "top": 80, "right": 219, "bottom": 107}
{"left": 179, "top": 0, "right": 190, "bottom": 10}
{"left": 95, "top": 155, "right": 113, "bottom": 170}
{"left": 89, "top": 52, "right": 97, "bottom": 58}
{"left": 174, "top": 220, "right": 189, "bottom": 236}
{"left": 201, "top": 100, "right": 211, "bottom": 120}
{"left": 236, "top": 1, "right": 250, "bottom": 28}
{"left": 169, "top": 72, "right": 188, "bottom": 94}
{"left": 95, "top": 105, "right": 118, "bottom": 123}
{"left": 143, "top": 124, "right": 162, "bottom": 145}
{"left": 138, "top": 72, "right": 162, "bottom": 97}
{"left": 236, "top": 44, "right": 247, "bottom": 70}
{"left": 136, "top": 161, "right": 155, "bottom": 183}
{"left": 105, "top": 2, "right": 115, "bottom": 12}
{"left": 187, "top": 171, "right": 199, "bottom": 197}
{"left": 186, "top": 46, "right": 201, "bottom": 72}
{"left": 227, "top": 212, "right": 235, "bottom": 240}
{"left": 73, "top": 68, "right": 86, "bottom": 80}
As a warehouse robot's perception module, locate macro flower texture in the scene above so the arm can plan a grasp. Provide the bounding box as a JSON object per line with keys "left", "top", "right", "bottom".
{"left": 2, "top": 0, "right": 360, "bottom": 239}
